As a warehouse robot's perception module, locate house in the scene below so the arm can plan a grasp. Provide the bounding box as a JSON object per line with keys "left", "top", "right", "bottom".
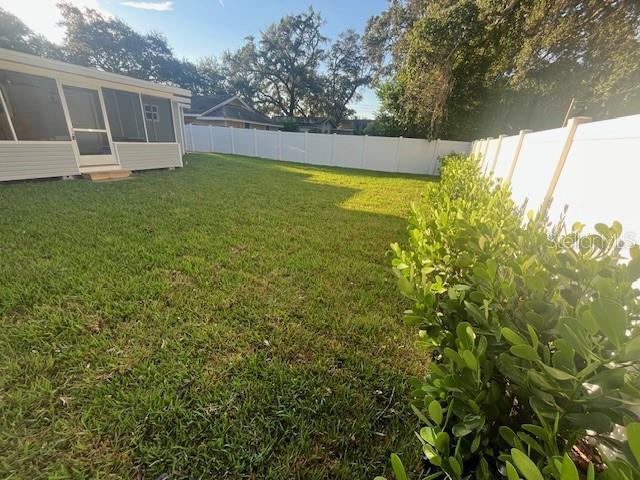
{"left": 274, "top": 116, "right": 336, "bottom": 134}
{"left": 0, "top": 48, "right": 190, "bottom": 182}
{"left": 184, "top": 95, "right": 280, "bottom": 130}
{"left": 336, "top": 119, "right": 373, "bottom": 135}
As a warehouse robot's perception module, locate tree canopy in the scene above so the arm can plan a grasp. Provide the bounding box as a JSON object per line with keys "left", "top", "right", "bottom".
{"left": 364, "top": 0, "right": 640, "bottom": 140}
{"left": 0, "top": 5, "right": 370, "bottom": 125}
{"left": 223, "top": 8, "right": 370, "bottom": 122}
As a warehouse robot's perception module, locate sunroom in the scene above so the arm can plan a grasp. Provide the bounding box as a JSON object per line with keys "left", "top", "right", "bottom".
{"left": 0, "top": 48, "right": 191, "bottom": 182}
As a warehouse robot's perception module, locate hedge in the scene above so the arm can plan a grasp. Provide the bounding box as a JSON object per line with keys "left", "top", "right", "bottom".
{"left": 382, "top": 154, "right": 640, "bottom": 479}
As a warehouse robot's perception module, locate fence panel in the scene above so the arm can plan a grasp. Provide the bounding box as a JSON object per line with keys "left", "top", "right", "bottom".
{"left": 396, "top": 138, "right": 433, "bottom": 174}
{"left": 491, "top": 135, "right": 519, "bottom": 180}
{"left": 473, "top": 113, "right": 640, "bottom": 252}
{"left": 191, "top": 126, "right": 211, "bottom": 153}
{"left": 548, "top": 115, "right": 640, "bottom": 251}
{"left": 334, "top": 135, "right": 365, "bottom": 169}
{"left": 256, "top": 130, "right": 278, "bottom": 160}
{"left": 509, "top": 127, "right": 568, "bottom": 212}
{"left": 307, "top": 132, "right": 333, "bottom": 166}
{"left": 231, "top": 129, "right": 254, "bottom": 157}
{"left": 281, "top": 131, "right": 306, "bottom": 163}
{"left": 184, "top": 124, "right": 470, "bottom": 175}
{"left": 364, "top": 136, "right": 400, "bottom": 172}
{"left": 212, "top": 126, "right": 232, "bottom": 154}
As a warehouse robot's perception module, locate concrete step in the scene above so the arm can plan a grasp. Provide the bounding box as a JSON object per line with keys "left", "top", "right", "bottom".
{"left": 83, "top": 170, "right": 131, "bottom": 182}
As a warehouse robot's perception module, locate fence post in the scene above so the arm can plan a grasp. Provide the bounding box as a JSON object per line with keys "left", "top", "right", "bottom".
{"left": 278, "top": 131, "right": 283, "bottom": 160}
{"left": 304, "top": 131, "right": 309, "bottom": 163}
{"left": 481, "top": 138, "right": 492, "bottom": 173}
{"left": 361, "top": 135, "right": 368, "bottom": 168}
{"left": 540, "top": 116, "right": 591, "bottom": 215}
{"left": 431, "top": 139, "right": 440, "bottom": 175}
{"left": 504, "top": 129, "right": 531, "bottom": 185}
{"left": 230, "top": 127, "right": 236, "bottom": 155}
{"left": 253, "top": 128, "right": 258, "bottom": 157}
{"left": 208, "top": 125, "right": 214, "bottom": 152}
{"left": 488, "top": 134, "right": 506, "bottom": 175}
{"left": 331, "top": 133, "right": 337, "bottom": 165}
{"left": 188, "top": 124, "right": 194, "bottom": 152}
{"left": 394, "top": 136, "right": 402, "bottom": 172}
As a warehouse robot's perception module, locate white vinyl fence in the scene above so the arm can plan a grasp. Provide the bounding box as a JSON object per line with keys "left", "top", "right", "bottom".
{"left": 185, "top": 124, "right": 470, "bottom": 175}
{"left": 471, "top": 114, "right": 640, "bottom": 251}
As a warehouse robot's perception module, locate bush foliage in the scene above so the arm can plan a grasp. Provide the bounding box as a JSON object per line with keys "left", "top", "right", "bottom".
{"left": 385, "top": 155, "right": 640, "bottom": 479}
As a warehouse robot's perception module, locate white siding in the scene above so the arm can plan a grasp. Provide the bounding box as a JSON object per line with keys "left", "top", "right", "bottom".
{"left": 114, "top": 142, "right": 181, "bottom": 170}
{"left": 0, "top": 142, "right": 79, "bottom": 181}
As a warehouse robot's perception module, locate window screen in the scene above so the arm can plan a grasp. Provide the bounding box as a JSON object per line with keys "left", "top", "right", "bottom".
{"left": 0, "top": 70, "right": 70, "bottom": 141}
{"left": 102, "top": 88, "right": 147, "bottom": 142}
{"left": 141, "top": 95, "right": 175, "bottom": 142}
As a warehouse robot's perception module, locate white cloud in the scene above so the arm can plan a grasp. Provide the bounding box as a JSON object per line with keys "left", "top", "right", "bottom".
{"left": 121, "top": 1, "right": 173, "bottom": 11}
{"left": 0, "top": 0, "right": 109, "bottom": 44}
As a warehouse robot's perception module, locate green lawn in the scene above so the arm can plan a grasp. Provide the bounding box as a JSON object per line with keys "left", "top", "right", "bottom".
{"left": 1, "top": 153, "right": 432, "bottom": 479}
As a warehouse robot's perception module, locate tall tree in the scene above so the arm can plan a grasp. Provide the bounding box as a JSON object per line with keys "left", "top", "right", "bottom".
{"left": 365, "top": 0, "right": 640, "bottom": 140}
{"left": 55, "top": 2, "right": 224, "bottom": 93}
{"left": 58, "top": 2, "right": 174, "bottom": 81}
{"left": 224, "top": 8, "right": 327, "bottom": 117}
{"left": 321, "top": 30, "right": 371, "bottom": 125}
{"left": 0, "top": 8, "right": 64, "bottom": 59}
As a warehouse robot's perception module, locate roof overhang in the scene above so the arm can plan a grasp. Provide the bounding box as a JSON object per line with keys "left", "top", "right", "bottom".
{"left": 0, "top": 48, "right": 191, "bottom": 106}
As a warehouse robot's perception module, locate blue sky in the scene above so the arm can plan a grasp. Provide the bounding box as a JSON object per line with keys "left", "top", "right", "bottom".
{"left": 1, "top": 0, "right": 387, "bottom": 118}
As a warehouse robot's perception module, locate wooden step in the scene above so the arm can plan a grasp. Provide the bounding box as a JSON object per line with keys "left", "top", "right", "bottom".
{"left": 83, "top": 170, "right": 131, "bottom": 182}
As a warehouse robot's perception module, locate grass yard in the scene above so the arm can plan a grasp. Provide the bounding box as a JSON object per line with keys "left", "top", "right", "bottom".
{"left": 1, "top": 153, "right": 433, "bottom": 479}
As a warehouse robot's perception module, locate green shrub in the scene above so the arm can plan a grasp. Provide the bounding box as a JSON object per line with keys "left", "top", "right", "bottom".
{"left": 383, "top": 155, "right": 640, "bottom": 479}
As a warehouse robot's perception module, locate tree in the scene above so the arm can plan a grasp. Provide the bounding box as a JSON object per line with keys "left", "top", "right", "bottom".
{"left": 193, "top": 57, "right": 226, "bottom": 95}
{"left": 364, "top": 0, "right": 640, "bottom": 140}
{"left": 223, "top": 8, "right": 327, "bottom": 117}
{"left": 321, "top": 30, "right": 371, "bottom": 125}
{"left": 58, "top": 2, "right": 175, "bottom": 81}
{"left": 0, "top": 8, "right": 64, "bottom": 59}
{"left": 55, "top": 2, "right": 224, "bottom": 94}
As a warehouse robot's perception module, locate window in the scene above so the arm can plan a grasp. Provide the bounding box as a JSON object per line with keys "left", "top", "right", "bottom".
{"left": 102, "top": 88, "right": 146, "bottom": 142}
{"left": 244, "top": 122, "right": 250, "bottom": 129}
{"left": 141, "top": 95, "right": 175, "bottom": 142}
{"left": 144, "top": 104, "right": 159, "bottom": 122}
{"left": 0, "top": 70, "right": 70, "bottom": 141}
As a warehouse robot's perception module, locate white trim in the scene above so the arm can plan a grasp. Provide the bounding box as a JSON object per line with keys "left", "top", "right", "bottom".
{"left": 0, "top": 140, "right": 73, "bottom": 145}
{"left": 198, "top": 95, "right": 252, "bottom": 117}
{"left": 0, "top": 59, "right": 188, "bottom": 106}
{"left": 113, "top": 141, "right": 179, "bottom": 145}
{"left": 61, "top": 83, "right": 118, "bottom": 168}
{"left": 138, "top": 93, "right": 150, "bottom": 142}
{"left": 0, "top": 48, "right": 190, "bottom": 99}
{"left": 0, "top": 88, "right": 16, "bottom": 141}
{"left": 56, "top": 78, "right": 81, "bottom": 171}
{"left": 73, "top": 128, "right": 108, "bottom": 133}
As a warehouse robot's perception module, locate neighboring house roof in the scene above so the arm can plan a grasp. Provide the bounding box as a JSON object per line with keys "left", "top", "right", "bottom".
{"left": 337, "top": 119, "right": 372, "bottom": 131}
{"left": 185, "top": 94, "right": 279, "bottom": 127}
{"left": 274, "top": 116, "right": 336, "bottom": 128}
{"left": 184, "top": 94, "right": 235, "bottom": 114}
{"left": 0, "top": 47, "right": 191, "bottom": 106}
